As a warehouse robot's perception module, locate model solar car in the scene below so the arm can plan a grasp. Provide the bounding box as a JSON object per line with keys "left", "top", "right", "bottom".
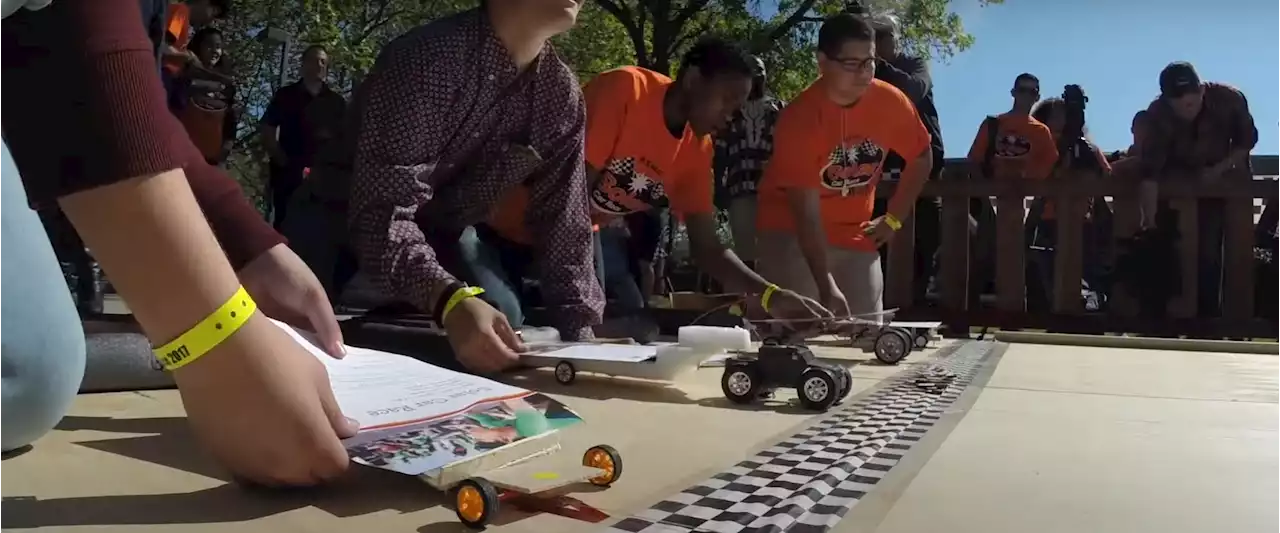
{"left": 720, "top": 339, "right": 853, "bottom": 411}
{"left": 448, "top": 444, "right": 623, "bottom": 529}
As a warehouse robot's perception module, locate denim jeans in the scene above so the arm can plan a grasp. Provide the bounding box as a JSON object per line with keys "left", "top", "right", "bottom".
{"left": 597, "top": 225, "right": 646, "bottom": 314}
{"left": 461, "top": 225, "right": 606, "bottom": 328}
{"left": 1, "top": 141, "right": 87, "bottom": 452}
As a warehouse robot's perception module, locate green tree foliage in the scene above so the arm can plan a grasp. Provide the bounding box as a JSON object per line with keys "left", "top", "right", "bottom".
{"left": 593, "top": 0, "right": 1003, "bottom": 100}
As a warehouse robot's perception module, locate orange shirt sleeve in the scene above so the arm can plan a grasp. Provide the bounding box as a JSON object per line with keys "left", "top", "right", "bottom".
{"left": 1027, "top": 121, "right": 1059, "bottom": 180}
{"left": 767, "top": 99, "right": 821, "bottom": 190}
{"left": 165, "top": 3, "right": 190, "bottom": 47}
{"left": 966, "top": 118, "right": 990, "bottom": 170}
{"left": 582, "top": 69, "right": 636, "bottom": 170}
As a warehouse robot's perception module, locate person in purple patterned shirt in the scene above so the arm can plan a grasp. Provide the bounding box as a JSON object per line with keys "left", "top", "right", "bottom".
{"left": 347, "top": 2, "right": 598, "bottom": 374}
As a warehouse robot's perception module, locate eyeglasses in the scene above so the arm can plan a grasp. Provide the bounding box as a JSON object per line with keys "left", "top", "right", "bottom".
{"left": 1013, "top": 85, "right": 1040, "bottom": 96}
{"left": 827, "top": 56, "right": 876, "bottom": 72}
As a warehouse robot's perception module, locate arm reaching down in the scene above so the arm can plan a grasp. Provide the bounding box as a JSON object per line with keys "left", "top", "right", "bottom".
{"left": 347, "top": 40, "right": 459, "bottom": 313}
{"left": 2, "top": 0, "right": 354, "bottom": 487}
{"left": 525, "top": 85, "right": 605, "bottom": 341}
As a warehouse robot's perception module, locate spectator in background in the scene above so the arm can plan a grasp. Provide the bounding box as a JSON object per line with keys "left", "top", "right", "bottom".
{"left": 158, "top": 0, "right": 229, "bottom": 92}
{"left": 1109, "top": 110, "right": 1148, "bottom": 183}
{"left": 1137, "top": 61, "right": 1258, "bottom": 317}
{"left": 1026, "top": 97, "right": 1113, "bottom": 311}
{"left": 713, "top": 55, "right": 783, "bottom": 268}
{"left": 172, "top": 27, "right": 237, "bottom": 166}
{"left": 261, "top": 44, "right": 347, "bottom": 229}
{"left": 966, "top": 73, "right": 1058, "bottom": 181}
{"left": 867, "top": 13, "right": 944, "bottom": 303}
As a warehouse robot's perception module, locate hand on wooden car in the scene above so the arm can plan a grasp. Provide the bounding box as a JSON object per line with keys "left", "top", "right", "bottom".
{"left": 819, "top": 282, "right": 851, "bottom": 320}
{"left": 174, "top": 315, "right": 359, "bottom": 487}
{"left": 443, "top": 297, "right": 526, "bottom": 374}
{"left": 766, "top": 288, "right": 834, "bottom": 328}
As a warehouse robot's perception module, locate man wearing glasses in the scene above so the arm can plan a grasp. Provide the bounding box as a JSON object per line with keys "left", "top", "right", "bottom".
{"left": 965, "top": 73, "right": 1058, "bottom": 181}
{"left": 754, "top": 13, "right": 933, "bottom": 319}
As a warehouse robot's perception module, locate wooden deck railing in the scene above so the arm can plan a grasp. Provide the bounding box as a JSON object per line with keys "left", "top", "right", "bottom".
{"left": 878, "top": 155, "right": 1279, "bottom": 339}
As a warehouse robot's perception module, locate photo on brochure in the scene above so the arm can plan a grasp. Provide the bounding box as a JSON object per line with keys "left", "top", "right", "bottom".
{"left": 344, "top": 392, "right": 583, "bottom": 476}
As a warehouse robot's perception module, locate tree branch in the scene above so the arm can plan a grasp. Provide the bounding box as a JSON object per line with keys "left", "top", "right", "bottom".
{"left": 671, "top": 0, "right": 712, "bottom": 30}
{"left": 594, "top": 0, "right": 650, "bottom": 66}
{"left": 764, "top": 0, "right": 823, "bottom": 44}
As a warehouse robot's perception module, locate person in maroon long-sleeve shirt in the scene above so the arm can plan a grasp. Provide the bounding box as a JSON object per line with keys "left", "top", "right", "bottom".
{"left": 346, "top": 2, "right": 597, "bottom": 373}
{"left": 2, "top": 0, "right": 354, "bottom": 485}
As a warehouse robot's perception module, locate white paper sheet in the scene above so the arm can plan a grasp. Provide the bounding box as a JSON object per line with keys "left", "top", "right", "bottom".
{"left": 522, "top": 343, "right": 660, "bottom": 363}
{"left": 272, "top": 320, "right": 531, "bottom": 431}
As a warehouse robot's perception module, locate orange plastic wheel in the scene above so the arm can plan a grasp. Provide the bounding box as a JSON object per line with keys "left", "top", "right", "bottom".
{"left": 582, "top": 444, "right": 623, "bottom": 486}
{"left": 454, "top": 478, "right": 499, "bottom": 529}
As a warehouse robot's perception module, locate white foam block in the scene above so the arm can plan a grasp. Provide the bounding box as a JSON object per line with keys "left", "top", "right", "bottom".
{"left": 678, "top": 326, "right": 752, "bottom": 351}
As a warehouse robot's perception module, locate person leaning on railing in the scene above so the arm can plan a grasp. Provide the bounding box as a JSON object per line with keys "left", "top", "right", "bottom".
{"left": 1135, "top": 61, "right": 1259, "bottom": 317}
{"left": 2, "top": 0, "right": 357, "bottom": 486}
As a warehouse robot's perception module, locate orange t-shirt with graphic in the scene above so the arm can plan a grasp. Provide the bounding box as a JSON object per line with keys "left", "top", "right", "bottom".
{"left": 966, "top": 113, "right": 1057, "bottom": 180}
{"left": 487, "top": 66, "right": 714, "bottom": 245}
{"left": 161, "top": 3, "right": 192, "bottom": 76}
{"left": 756, "top": 79, "right": 931, "bottom": 252}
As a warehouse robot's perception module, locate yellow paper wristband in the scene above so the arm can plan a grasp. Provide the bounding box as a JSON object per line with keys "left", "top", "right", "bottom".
{"left": 760, "top": 283, "right": 781, "bottom": 313}
{"left": 884, "top": 213, "right": 903, "bottom": 231}
{"left": 441, "top": 286, "right": 486, "bottom": 323}
{"left": 152, "top": 286, "right": 257, "bottom": 372}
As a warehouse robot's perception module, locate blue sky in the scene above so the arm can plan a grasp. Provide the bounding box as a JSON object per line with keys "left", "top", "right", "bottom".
{"left": 761, "top": 0, "right": 1279, "bottom": 154}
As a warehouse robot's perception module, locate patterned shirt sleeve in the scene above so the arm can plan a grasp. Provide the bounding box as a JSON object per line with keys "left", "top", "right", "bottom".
{"left": 525, "top": 74, "right": 604, "bottom": 341}
{"left": 348, "top": 38, "right": 458, "bottom": 311}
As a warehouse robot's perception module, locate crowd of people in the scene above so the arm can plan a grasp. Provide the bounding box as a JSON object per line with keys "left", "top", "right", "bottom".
{"left": 0, "top": 0, "right": 1268, "bottom": 489}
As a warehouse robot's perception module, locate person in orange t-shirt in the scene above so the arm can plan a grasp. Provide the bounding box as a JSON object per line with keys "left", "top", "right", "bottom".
{"left": 481, "top": 37, "right": 830, "bottom": 326}
{"left": 755, "top": 13, "right": 933, "bottom": 319}
{"left": 966, "top": 73, "right": 1058, "bottom": 181}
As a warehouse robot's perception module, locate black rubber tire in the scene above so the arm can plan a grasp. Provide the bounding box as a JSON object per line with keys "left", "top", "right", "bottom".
{"left": 797, "top": 367, "right": 839, "bottom": 411}
{"left": 914, "top": 331, "right": 930, "bottom": 349}
{"left": 721, "top": 365, "right": 760, "bottom": 404}
{"left": 583, "top": 444, "right": 624, "bottom": 486}
{"left": 454, "top": 478, "right": 500, "bottom": 529}
{"left": 554, "top": 360, "right": 576, "bottom": 385}
{"left": 836, "top": 366, "right": 853, "bottom": 402}
{"left": 874, "top": 330, "right": 910, "bottom": 365}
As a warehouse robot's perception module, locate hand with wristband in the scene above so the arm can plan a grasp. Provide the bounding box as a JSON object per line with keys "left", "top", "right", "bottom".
{"left": 756, "top": 282, "right": 835, "bottom": 327}
{"left": 4, "top": 0, "right": 357, "bottom": 487}
{"left": 435, "top": 281, "right": 526, "bottom": 374}
{"left": 860, "top": 212, "right": 903, "bottom": 247}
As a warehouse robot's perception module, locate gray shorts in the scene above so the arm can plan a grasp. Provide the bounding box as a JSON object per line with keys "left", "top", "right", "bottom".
{"left": 755, "top": 230, "right": 883, "bottom": 317}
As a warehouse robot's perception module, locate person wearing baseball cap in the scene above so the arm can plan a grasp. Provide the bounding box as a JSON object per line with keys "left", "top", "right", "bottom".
{"left": 1137, "top": 60, "right": 1259, "bottom": 318}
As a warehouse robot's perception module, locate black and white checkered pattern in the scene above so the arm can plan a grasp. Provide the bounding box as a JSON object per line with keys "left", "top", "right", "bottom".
{"left": 602, "top": 342, "right": 995, "bottom": 533}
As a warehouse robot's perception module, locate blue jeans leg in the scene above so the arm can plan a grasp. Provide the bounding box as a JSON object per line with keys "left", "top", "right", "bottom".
{"left": 1, "top": 142, "right": 87, "bottom": 452}
{"left": 598, "top": 226, "right": 645, "bottom": 313}
{"left": 457, "top": 226, "right": 525, "bottom": 327}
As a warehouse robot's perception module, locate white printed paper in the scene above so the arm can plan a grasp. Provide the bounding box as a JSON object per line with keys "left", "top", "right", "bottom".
{"left": 273, "top": 319, "right": 530, "bottom": 431}
{"left": 522, "top": 343, "right": 660, "bottom": 363}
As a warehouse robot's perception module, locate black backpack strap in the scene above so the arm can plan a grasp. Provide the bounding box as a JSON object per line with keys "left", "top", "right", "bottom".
{"left": 981, "top": 115, "right": 999, "bottom": 179}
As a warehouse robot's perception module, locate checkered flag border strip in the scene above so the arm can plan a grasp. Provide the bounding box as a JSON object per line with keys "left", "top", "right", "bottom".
{"left": 600, "top": 342, "right": 994, "bottom": 533}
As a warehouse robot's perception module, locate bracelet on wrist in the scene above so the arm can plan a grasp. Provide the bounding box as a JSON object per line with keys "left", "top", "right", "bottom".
{"left": 152, "top": 286, "right": 257, "bottom": 372}
{"left": 433, "top": 281, "right": 486, "bottom": 325}
{"left": 760, "top": 283, "right": 781, "bottom": 313}
{"left": 884, "top": 213, "right": 903, "bottom": 231}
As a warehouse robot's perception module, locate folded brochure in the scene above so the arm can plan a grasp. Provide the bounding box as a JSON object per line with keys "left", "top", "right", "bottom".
{"left": 274, "top": 320, "right": 584, "bottom": 478}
